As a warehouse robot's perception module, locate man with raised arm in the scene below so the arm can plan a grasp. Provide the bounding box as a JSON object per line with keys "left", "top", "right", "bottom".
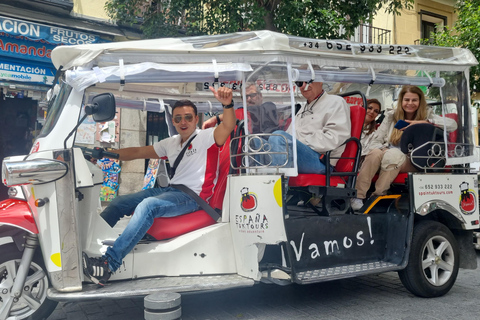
{"left": 82, "top": 86, "right": 236, "bottom": 286}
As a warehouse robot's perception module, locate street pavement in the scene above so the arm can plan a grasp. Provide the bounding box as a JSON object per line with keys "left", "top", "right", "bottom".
{"left": 49, "top": 251, "right": 480, "bottom": 320}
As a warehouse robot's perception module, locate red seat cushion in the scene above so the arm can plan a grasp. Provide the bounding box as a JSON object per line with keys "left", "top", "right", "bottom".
{"left": 288, "top": 174, "right": 349, "bottom": 187}
{"left": 146, "top": 210, "right": 216, "bottom": 240}
{"left": 444, "top": 113, "right": 458, "bottom": 154}
{"left": 289, "top": 105, "right": 365, "bottom": 187}
{"left": 372, "top": 172, "right": 408, "bottom": 184}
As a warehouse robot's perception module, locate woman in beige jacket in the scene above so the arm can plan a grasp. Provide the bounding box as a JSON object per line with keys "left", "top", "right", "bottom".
{"left": 351, "top": 85, "right": 457, "bottom": 211}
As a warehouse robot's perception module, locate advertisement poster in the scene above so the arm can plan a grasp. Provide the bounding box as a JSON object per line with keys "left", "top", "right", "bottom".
{"left": 97, "top": 158, "right": 121, "bottom": 201}
{"left": 142, "top": 159, "right": 161, "bottom": 189}
{"left": 96, "top": 109, "right": 120, "bottom": 143}
{"left": 75, "top": 115, "right": 96, "bottom": 144}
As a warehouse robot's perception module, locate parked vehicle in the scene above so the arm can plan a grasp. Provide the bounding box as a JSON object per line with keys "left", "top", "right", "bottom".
{"left": 1, "top": 30, "right": 479, "bottom": 320}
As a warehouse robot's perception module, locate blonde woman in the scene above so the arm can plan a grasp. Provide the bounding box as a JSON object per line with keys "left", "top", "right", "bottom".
{"left": 351, "top": 85, "right": 457, "bottom": 211}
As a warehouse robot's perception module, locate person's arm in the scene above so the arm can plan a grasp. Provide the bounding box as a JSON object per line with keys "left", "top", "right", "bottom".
{"left": 403, "top": 116, "right": 457, "bottom": 133}
{"left": 367, "top": 112, "right": 393, "bottom": 151}
{"left": 112, "top": 145, "right": 159, "bottom": 161}
{"left": 209, "top": 86, "right": 236, "bottom": 146}
{"left": 429, "top": 114, "right": 458, "bottom": 132}
{"left": 202, "top": 114, "right": 223, "bottom": 129}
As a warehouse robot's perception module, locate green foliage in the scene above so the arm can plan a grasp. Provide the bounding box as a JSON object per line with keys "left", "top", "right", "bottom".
{"left": 431, "top": 0, "right": 480, "bottom": 93}
{"left": 105, "top": 0, "right": 413, "bottom": 39}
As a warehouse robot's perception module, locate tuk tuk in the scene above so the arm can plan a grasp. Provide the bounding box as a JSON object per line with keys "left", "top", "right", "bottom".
{"left": 1, "top": 30, "right": 479, "bottom": 320}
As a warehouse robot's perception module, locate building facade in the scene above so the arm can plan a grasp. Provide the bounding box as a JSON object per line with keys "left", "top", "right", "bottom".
{"left": 370, "top": 0, "right": 457, "bottom": 45}
{"left": 0, "top": 0, "right": 142, "bottom": 200}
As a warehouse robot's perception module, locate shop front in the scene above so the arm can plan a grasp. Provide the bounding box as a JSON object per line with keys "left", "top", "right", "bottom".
{"left": 0, "top": 15, "right": 108, "bottom": 200}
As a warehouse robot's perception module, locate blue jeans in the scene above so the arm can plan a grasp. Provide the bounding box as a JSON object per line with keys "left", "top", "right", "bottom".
{"left": 268, "top": 130, "right": 326, "bottom": 174}
{"left": 100, "top": 187, "right": 200, "bottom": 272}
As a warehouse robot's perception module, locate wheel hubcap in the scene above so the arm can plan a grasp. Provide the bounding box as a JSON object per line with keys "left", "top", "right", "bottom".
{"left": 0, "top": 259, "right": 48, "bottom": 319}
{"left": 421, "top": 235, "right": 454, "bottom": 286}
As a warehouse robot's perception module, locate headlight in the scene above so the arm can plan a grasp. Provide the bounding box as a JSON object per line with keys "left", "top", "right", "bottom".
{"left": 2, "top": 158, "right": 68, "bottom": 187}
{"left": 7, "top": 187, "right": 17, "bottom": 197}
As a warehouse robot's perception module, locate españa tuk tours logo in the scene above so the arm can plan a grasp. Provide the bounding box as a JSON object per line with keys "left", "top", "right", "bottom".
{"left": 459, "top": 181, "right": 476, "bottom": 215}
{"left": 240, "top": 187, "right": 257, "bottom": 212}
{"left": 236, "top": 187, "right": 269, "bottom": 233}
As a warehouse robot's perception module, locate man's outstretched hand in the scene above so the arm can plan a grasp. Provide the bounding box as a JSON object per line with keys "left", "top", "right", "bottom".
{"left": 210, "top": 86, "right": 233, "bottom": 106}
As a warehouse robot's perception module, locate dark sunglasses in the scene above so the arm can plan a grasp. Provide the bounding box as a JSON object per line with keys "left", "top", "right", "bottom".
{"left": 295, "top": 81, "right": 305, "bottom": 87}
{"left": 173, "top": 114, "right": 194, "bottom": 124}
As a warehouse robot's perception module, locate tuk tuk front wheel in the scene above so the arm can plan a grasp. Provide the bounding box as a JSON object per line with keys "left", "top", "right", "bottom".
{"left": 398, "top": 220, "right": 459, "bottom": 298}
{"left": 0, "top": 244, "right": 58, "bottom": 320}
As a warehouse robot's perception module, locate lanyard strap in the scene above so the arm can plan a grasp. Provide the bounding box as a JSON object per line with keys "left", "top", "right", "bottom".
{"left": 168, "top": 134, "right": 197, "bottom": 180}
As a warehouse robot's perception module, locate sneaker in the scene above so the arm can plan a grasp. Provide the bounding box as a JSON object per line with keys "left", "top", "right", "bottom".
{"left": 82, "top": 252, "right": 111, "bottom": 286}
{"left": 350, "top": 198, "right": 364, "bottom": 211}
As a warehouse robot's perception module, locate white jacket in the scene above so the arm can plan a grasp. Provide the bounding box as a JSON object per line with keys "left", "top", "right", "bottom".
{"left": 367, "top": 108, "right": 458, "bottom": 153}
{"left": 287, "top": 92, "right": 351, "bottom": 165}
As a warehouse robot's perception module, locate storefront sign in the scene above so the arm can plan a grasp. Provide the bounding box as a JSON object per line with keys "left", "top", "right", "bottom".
{"left": 0, "top": 16, "right": 106, "bottom": 84}
{"left": 0, "top": 34, "right": 56, "bottom": 64}
{"left": 0, "top": 59, "right": 55, "bottom": 85}
{"left": 0, "top": 16, "right": 103, "bottom": 45}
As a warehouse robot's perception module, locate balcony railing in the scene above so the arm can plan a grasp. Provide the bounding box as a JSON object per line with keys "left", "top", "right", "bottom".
{"left": 351, "top": 24, "right": 391, "bottom": 44}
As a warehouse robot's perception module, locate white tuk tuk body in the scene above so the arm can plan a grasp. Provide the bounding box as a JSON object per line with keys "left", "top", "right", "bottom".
{"left": 1, "top": 30, "right": 479, "bottom": 319}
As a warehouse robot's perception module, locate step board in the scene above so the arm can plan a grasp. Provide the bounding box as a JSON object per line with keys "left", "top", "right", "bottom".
{"left": 295, "top": 261, "right": 401, "bottom": 284}
{"left": 47, "top": 274, "right": 254, "bottom": 302}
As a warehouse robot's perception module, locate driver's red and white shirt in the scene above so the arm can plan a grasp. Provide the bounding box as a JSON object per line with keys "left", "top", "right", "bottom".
{"left": 153, "top": 128, "right": 219, "bottom": 201}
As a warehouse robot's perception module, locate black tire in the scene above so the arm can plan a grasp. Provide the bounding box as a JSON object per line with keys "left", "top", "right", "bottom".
{"left": 0, "top": 244, "right": 58, "bottom": 320}
{"left": 398, "top": 220, "right": 459, "bottom": 298}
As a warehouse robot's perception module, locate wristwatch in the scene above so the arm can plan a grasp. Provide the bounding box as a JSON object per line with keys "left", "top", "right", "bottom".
{"left": 222, "top": 102, "right": 234, "bottom": 109}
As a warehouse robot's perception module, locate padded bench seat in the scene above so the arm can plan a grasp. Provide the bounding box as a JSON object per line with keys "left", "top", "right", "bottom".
{"left": 289, "top": 175, "right": 348, "bottom": 187}
{"left": 146, "top": 210, "right": 216, "bottom": 240}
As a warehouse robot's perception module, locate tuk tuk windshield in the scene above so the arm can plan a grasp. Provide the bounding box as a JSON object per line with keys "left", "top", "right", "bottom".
{"left": 38, "top": 81, "right": 73, "bottom": 138}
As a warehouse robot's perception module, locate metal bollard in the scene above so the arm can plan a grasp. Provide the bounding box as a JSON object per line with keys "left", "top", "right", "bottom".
{"left": 144, "top": 292, "right": 182, "bottom": 320}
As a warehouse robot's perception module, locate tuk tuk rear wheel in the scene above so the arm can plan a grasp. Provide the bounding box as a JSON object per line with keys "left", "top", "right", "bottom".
{"left": 398, "top": 220, "right": 459, "bottom": 298}
{"left": 0, "top": 244, "right": 58, "bottom": 320}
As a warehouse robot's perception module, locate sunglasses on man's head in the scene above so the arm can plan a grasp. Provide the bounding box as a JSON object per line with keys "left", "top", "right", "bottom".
{"left": 173, "top": 114, "right": 194, "bottom": 124}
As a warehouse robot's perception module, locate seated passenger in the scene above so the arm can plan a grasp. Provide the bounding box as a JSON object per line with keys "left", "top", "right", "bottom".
{"left": 351, "top": 85, "right": 457, "bottom": 211}
{"left": 268, "top": 80, "right": 351, "bottom": 174}
{"left": 202, "top": 82, "right": 279, "bottom": 134}
{"left": 82, "top": 86, "right": 236, "bottom": 286}
{"left": 361, "top": 99, "right": 381, "bottom": 158}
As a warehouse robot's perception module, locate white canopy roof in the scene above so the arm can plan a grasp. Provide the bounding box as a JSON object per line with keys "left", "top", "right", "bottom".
{"left": 51, "top": 30, "right": 477, "bottom": 72}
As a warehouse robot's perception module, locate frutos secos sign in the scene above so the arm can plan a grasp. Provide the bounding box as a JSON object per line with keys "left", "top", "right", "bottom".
{"left": 0, "top": 16, "right": 102, "bottom": 45}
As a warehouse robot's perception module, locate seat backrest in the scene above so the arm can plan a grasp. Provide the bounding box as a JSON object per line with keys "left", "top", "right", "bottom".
{"left": 444, "top": 113, "right": 458, "bottom": 143}
{"left": 207, "top": 121, "right": 243, "bottom": 210}
{"left": 334, "top": 105, "right": 366, "bottom": 173}
{"left": 207, "top": 137, "right": 231, "bottom": 210}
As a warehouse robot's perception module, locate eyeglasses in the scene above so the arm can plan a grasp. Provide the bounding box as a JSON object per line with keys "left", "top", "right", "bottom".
{"left": 295, "top": 81, "right": 305, "bottom": 87}
{"left": 173, "top": 114, "right": 194, "bottom": 123}
{"left": 246, "top": 93, "right": 259, "bottom": 99}
{"left": 367, "top": 106, "right": 380, "bottom": 114}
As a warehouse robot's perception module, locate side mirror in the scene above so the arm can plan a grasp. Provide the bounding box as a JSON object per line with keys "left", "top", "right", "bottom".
{"left": 85, "top": 93, "right": 116, "bottom": 122}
